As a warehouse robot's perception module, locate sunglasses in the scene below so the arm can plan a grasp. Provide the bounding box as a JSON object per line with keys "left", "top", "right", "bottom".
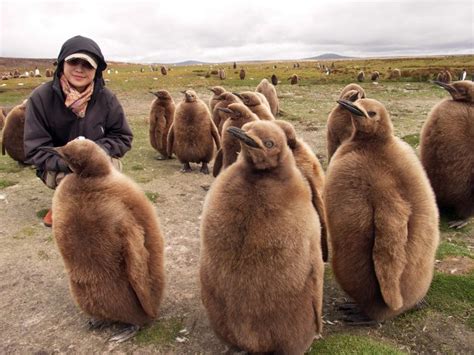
{"left": 66, "top": 58, "right": 95, "bottom": 70}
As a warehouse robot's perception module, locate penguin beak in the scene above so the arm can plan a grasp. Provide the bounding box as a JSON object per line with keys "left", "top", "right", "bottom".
{"left": 216, "top": 107, "right": 233, "bottom": 114}
{"left": 433, "top": 81, "right": 457, "bottom": 95}
{"left": 227, "top": 127, "right": 260, "bottom": 148}
{"left": 38, "top": 146, "right": 63, "bottom": 157}
{"left": 337, "top": 100, "right": 366, "bottom": 117}
{"left": 232, "top": 92, "right": 243, "bottom": 100}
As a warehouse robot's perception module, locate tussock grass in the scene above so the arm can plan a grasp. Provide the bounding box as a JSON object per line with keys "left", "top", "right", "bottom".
{"left": 135, "top": 317, "right": 184, "bottom": 345}
{"left": 309, "top": 334, "right": 405, "bottom": 354}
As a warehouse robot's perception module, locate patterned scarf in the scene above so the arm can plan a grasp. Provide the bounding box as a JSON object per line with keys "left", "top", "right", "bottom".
{"left": 59, "top": 74, "right": 94, "bottom": 118}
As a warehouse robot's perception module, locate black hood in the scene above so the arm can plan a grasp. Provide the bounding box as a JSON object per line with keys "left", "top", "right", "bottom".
{"left": 54, "top": 35, "right": 107, "bottom": 93}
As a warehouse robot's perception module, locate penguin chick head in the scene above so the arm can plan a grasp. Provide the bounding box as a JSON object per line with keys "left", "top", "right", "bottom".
{"left": 435, "top": 80, "right": 474, "bottom": 102}
{"left": 227, "top": 120, "right": 289, "bottom": 170}
{"left": 181, "top": 89, "right": 198, "bottom": 102}
{"left": 41, "top": 138, "right": 112, "bottom": 177}
{"left": 150, "top": 89, "right": 172, "bottom": 101}
{"left": 209, "top": 86, "right": 225, "bottom": 95}
{"left": 233, "top": 91, "right": 260, "bottom": 107}
{"left": 218, "top": 103, "right": 257, "bottom": 122}
{"left": 340, "top": 89, "right": 363, "bottom": 103}
{"left": 339, "top": 83, "right": 366, "bottom": 100}
{"left": 337, "top": 98, "right": 393, "bottom": 138}
{"left": 273, "top": 120, "right": 297, "bottom": 150}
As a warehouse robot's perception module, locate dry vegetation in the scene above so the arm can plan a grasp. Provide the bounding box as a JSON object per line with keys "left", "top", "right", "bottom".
{"left": 0, "top": 55, "right": 472, "bottom": 353}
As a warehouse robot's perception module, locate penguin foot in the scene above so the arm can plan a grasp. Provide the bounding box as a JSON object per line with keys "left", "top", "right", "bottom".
{"left": 155, "top": 154, "right": 167, "bottom": 160}
{"left": 414, "top": 298, "right": 429, "bottom": 310}
{"left": 337, "top": 302, "right": 359, "bottom": 313}
{"left": 343, "top": 316, "right": 378, "bottom": 327}
{"left": 87, "top": 318, "right": 111, "bottom": 330}
{"left": 180, "top": 163, "right": 192, "bottom": 173}
{"left": 200, "top": 163, "right": 210, "bottom": 174}
{"left": 338, "top": 302, "right": 377, "bottom": 326}
{"left": 109, "top": 324, "right": 140, "bottom": 343}
{"left": 448, "top": 219, "right": 469, "bottom": 229}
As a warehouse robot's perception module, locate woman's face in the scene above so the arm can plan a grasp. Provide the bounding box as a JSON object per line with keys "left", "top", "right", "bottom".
{"left": 63, "top": 58, "right": 96, "bottom": 92}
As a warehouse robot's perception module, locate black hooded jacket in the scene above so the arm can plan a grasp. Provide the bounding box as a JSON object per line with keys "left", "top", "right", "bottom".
{"left": 24, "top": 35, "right": 133, "bottom": 173}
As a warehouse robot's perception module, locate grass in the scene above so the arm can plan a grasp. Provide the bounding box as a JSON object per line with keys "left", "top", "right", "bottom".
{"left": 426, "top": 272, "right": 474, "bottom": 327}
{"left": 401, "top": 133, "right": 420, "bottom": 149}
{"left": 145, "top": 191, "right": 159, "bottom": 203}
{"left": 36, "top": 209, "right": 49, "bottom": 219}
{"left": 135, "top": 317, "right": 184, "bottom": 346}
{"left": 0, "top": 179, "right": 17, "bottom": 189}
{"left": 436, "top": 241, "right": 473, "bottom": 260}
{"left": 309, "top": 334, "right": 405, "bottom": 354}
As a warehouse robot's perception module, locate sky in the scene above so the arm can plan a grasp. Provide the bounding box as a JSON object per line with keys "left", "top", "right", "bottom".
{"left": 1, "top": 0, "right": 473, "bottom": 64}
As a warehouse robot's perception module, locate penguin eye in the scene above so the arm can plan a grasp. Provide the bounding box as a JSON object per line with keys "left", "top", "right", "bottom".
{"left": 264, "top": 140, "right": 274, "bottom": 148}
{"left": 368, "top": 111, "right": 376, "bottom": 117}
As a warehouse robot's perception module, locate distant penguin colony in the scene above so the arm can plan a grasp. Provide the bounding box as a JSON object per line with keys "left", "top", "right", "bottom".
{"left": 371, "top": 71, "right": 380, "bottom": 81}
{"left": 420, "top": 80, "right": 474, "bottom": 228}
{"left": 160, "top": 66, "right": 168, "bottom": 75}
{"left": 289, "top": 74, "right": 299, "bottom": 84}
{"left": 200, "top": 120, "right": 324, "bottom": 353}
{"left": 212, "top": 103, "right": 259, "bottom": 176}
{"left": 234, "top": 91, "right": 275, "bottom": 121}
{"left": 47, "top": 138, "right": 166, "bottom": 342}
{"left": 325, "top": 98, "right": 439, "bottom": 322}
{"left": 357, "top": 71, "right": 365, "bottom": 82}
{"left": 1, "top": 99, "right": 27, "bottom": 163}
{"left": 256, "top": 78, "right": 279, "bottom": 116}
{"left": 167, "top": 90, "right": 220, "bottom": 173}
{"left": 149, "top": 90, "right": 176, "bottom": 159}
{"left": 388, "top": 68, "right": 401, "bottom": 80}
{"left": 326, "top": 83, "right": 366, "bottom": 161}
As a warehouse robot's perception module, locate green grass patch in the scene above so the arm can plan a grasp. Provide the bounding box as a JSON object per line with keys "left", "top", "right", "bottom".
{"left": 131, "top": 164, "right": 144, "bottom": 171}
{"left": 0, "top": 179, "right": 17, "bottom": 189}
{"left": 401, "top": 133, "right": 420, "bottom": 148}
{"left": 12, "top": 226, "right": 37, "bottom": 239}
{"left": 36, "top": 209, "right": 49, "bottom": 219}
{"left": 426, "top": 272, "right": 474, "bottom": 327}
{"left": 145, "top": 191, "right": 159, "bottom": 203}
{"left": 135, "top": 317, "right": 184, "bottom": 346}
{"left": 436, "top": 241, "right": 473, "bottom": 260}
{"left": 309, "top": 334, "right": 405, "bottom": 354}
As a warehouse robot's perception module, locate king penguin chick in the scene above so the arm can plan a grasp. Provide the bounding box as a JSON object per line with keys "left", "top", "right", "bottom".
{"left": 256, "top": 78, "right": 280, "bottom": 116}
{"left": 326, "top": 84, "right": 366, "bottom": 162}
{"left": 45, "top": 138, "right": 165, "bottom": 342}
{"left": 2, "top": 99, "right": 27, "bottom": 164}
{"left": 211, "top": 92, "right": 242, "bottom": 134}
{"left": 149, "top": 90, "right": 175, "bottom": 160}
{"left": 234, "top": 91, "right": 275, "bottom": 121}
{"left": 212, "top": 103, "right": 259, "bottom": 177}
{"left": 274, "top": 119, "right": 329, "bottom": 262}
{"left": 167, "top": 90, "right": 221, "bottom": 173}
{"left": 208, "top": 86, "right": 226, "bottom": 113}
{"left": 325, "top": 98, "right": 439, "bottom": 322}
{"left": 200, "top": 120, "right": 324, "bottom": 354}
{"left": 420, "top": 80, "right": 474, "bottom": 228}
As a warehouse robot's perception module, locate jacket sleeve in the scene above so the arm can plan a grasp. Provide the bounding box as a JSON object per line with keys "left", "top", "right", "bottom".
{"left": 96, "top": 93, "right": 133, "bottom": 158}
{"left": 24, "top": 95, "right": 70, "bottom": 172}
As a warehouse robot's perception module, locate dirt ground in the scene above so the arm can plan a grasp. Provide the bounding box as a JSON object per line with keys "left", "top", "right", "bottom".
{"left": 1, "top": 88, "right": 472, "bottom": 354}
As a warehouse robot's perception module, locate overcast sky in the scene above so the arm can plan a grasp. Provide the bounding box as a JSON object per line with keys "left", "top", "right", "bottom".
{"left": 1, "top": 0, "right": 473, "bottom": 63}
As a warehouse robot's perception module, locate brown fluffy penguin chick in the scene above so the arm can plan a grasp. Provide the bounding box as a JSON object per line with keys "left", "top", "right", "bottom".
{"left": 325, "top": 98, "right": 439, "bottom": 322}
{"left": 211, "top": 92, "right": 242, "bottom": 134}
{"left": 420, "top": 80, "right": 474, "bottom": 228}
{"left": 326, "top": 84, "right": 366, "bottom": 161}
{"left": 274, "top": 119, "right": 329, "bottom": 263}
{"left": 149, "top": 90, "right": 175, "bottom": 159}
{"left": 212, "top": 103, "right": 259, "bottom": 177}
{"left": 1, "top": 100, "right": 27, "bottom": 163}
{"left": 256, "top": 78, "right": 280, "bottom": 116}
{"left": 48, "top": 138, "right": 165, "bottom": 342}
{"left": 208, "top": 86, "right": 226, "bottom": 113}
{"left": 234, "top": 91, "right": 275, "bottom": 121}
{"left": 167, "top": 90, "right": 220, "bottom": 174}
{"left": 200, "top": 120, "right": 324, "bottom": 354}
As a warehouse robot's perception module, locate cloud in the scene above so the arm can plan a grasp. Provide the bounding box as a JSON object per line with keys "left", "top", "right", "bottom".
{"left": 1, "top": 0, "right": 472, "bottom": 62}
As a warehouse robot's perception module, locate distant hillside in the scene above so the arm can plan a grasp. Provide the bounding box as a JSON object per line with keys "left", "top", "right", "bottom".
{"left": 171, "top": 60, "right": 208, "bottom": 66}
{"left": 0, "top": 57, "right": 56, "bottom": 71}
{"left": 304, "top": 53, "right": 354, "bottom": 60}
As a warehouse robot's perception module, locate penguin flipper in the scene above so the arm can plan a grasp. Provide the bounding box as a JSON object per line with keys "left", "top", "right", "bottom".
{"left": 212, "top": 149, "right": 223, "bottom": 177}
{"left": 307, "top": 170, "right": 328, "bottom": 262}
{"left": 373, "top": 195, "right": 411, "bottom": 311}
{"left": 210, "top": 120, "right": 221, "bottom": 150}
{"left": 122, "top": 224, "right": 157, "bottom": 318}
